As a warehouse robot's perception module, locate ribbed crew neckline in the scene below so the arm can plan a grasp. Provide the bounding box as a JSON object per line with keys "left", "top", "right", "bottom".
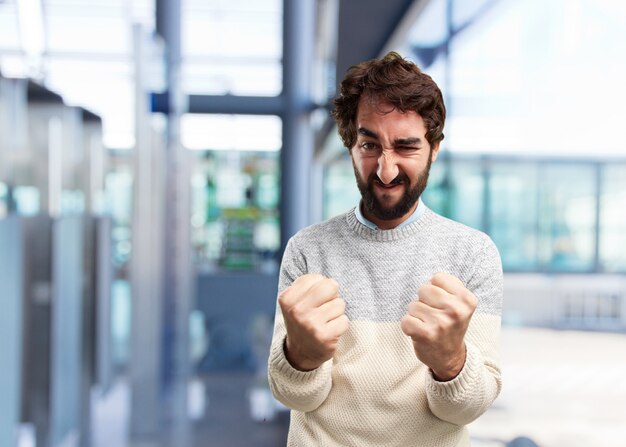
{"left": 345, "top": 206, "right": 436, "bottom": 242}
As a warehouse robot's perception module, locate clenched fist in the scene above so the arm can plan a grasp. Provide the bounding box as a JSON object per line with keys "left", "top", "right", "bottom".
{"left": 278, "top": 274, "right": 349, "bottom": 371}
{"left": 400, "top": 272, "right": 478, "bottom": 381}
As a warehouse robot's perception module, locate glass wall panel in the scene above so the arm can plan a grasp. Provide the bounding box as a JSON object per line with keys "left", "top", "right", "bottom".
{"left": 182, "top": 114, "right": 281, "bottom": 272}
{"left": 0, "top": 182, "right": 8, "bottom": 218}
{"left": 0, "top": 217, "right": 23, "bottom": 447}
{"left": 447, "top": 158, "right": 484, "bottom": 231}
{"left": 190, "top": 150, "right": 280, "bottom": 272}
{"left": 422, "top": 156, "right": 449, "bottom": 217}
{"left": 321, "top": 154, "right": 621, "bottom": 275}
{"left": 537, "top": 164, "right": 596, "bottom": 271}
{"left": 323, "top": 157, "right": 360, "bottom": 220}
{"left": 103, "top": 154, "right": 133, "bottom": 369}
{"left": 489, "top": 161, "right": 539, "bottom": 271}
{"left": 181, "top": 114, "right": 281, "bottom": 152}
{"left": 182, "top": 0, "right": 282, "bottom": 97}
{"left": 599, "top": 164, "right": 626, "bottom": 272}
{"left": 105, "top": 164, "right": 133, "bottom": 269}
{"left": 182, "top": 61, "right": 281, "bottom": 96}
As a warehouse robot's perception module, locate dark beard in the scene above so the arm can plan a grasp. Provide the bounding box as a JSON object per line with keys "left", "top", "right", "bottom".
{"left": 353, "top": 155, "right": 432, "bottom": 221}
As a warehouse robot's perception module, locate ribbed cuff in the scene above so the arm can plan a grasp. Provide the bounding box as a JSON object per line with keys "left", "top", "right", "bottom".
{"left": 268, "top": 336, "right": 333, "bottom": 412}
{"left": 425, "top": 342, "right": 481, "bottom": 401}
{"left": 269, "top": 336, "right": 333, "bottom": 383}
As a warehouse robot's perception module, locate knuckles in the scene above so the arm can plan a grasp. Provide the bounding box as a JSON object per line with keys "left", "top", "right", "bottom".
{"left": 430, "top": 271, "right": 448, "bottom": 285}
{"left": 465, "top": 291, "right": 478, "bottom": 310}
{"left": 277, "top": 293, "right": 291, "bottom": 313}
{"left": 419, "top": 328, "right": 437, "bottom": 344}
{"left": 401, "top": 314, "right": 427, "bottom": 340}
{"left": 335, "top": 297, "right": 346, "bottom": 314}
{"left": 446, "top": 305, "right": 462, "bottom": 321}
{"left": 454, "top": 290, "right": 478, "bottom": 317}
{"left": 280, "top": 275, "right": 348, "bottom": 365}
{"left": 279, "top": 275, "right": 340, "bottom": 310}
{"left": 293, "top": 273, "right": 325, "bottom": 286}
{"left": 417, "top": 284, "right": 430, "bottom": 298}
{"left": 400, "top": 315, "right": 414, "bottom": 336}
{"left": 310, "top": 320, "right": 342, "bottom": 348}
{"left": 318, "top": 278, "right": 340, "bottom": 298}
{"left": 336, "top": 314, "right": 350, "bottom": 333}
{"left": 309, "top": 324, "right": 327, "bottom": 343}
{"left": 286, "top": 301, "right": 306, "bottom": 320}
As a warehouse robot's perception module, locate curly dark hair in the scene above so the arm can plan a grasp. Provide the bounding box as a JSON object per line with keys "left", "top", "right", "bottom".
{"left": 332, "top": 51, "right": 446, "bottom": 150}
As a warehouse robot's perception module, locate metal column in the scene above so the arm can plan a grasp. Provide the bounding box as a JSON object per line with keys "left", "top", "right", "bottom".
{"left": 280, "top": 0, "right": 317, "bottom": 250}
{"left": 130, "top": 24, "right": 165, "bottom": 441}
{"left": 157, "top": 0, "right": 193, "bottom": 445}
{"left": 0, "top": 217, "right": 24, "bottom": 447}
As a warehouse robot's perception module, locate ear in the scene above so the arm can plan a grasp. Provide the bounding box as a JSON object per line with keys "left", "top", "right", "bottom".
{"left": 430, "top": 141, "right": 441, "bottom": 162}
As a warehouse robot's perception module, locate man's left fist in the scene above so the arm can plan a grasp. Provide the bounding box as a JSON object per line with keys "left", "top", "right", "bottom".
{"left": 400, "top": 272, "right": 478, "bottom": 381}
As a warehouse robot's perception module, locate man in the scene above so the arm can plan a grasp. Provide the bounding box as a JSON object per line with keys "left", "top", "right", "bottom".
{"left": 268, "top": 52, "right": 503, "bottom": 447}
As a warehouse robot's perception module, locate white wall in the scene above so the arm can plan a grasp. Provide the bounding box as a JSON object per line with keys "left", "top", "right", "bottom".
{"left": 503, "top": 274, "right": 626, "bottom": 331}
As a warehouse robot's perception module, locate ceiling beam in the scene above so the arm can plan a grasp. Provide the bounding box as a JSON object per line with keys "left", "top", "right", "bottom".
{"left": 335, "top": 0, "right": 418, "bottom": 88}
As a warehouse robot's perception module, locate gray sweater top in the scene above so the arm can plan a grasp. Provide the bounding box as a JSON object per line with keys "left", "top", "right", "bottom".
{"left": 269, "top": 206, "right": 504, "bottom": 447}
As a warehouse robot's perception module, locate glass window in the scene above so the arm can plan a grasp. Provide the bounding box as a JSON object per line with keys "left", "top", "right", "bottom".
{"left": 45, "top": 59, "right": 135, "bottom": 149}
{"left": 0, "top": 182, "right": 7, "bottom": 218}
{"left": 105, "top": 162, "right": 133, "bottom": 268}
{"left": 182, "top": 0, "right": 282, "bottom": 97}
{"left": 396, "top": 0, "right": 448, "bottom": 92}
{"left": 1, "top": 0, "right": 153, "bottom": 148}
{"left": 537, "top": 164, "right": 597, "bottom": 272}
{"left": 12, "top": 185, "right": 40, "bottom": 215}
{"left": 401, "top": 0, "right": 626, "bottom": 158}
{"left": 422, "top": 155, "right": 449, "bottom": 216}
{"left": 183, "top": 114, "right": 281, "bottom": 272}
{"left": 488, "top": 161, "right": 539, "bottom": 271}
{"left": 190, "top": 150, "right": 280, "bottom": 271}
{"left": 0, "top": 2, "right": 21, "bottom": 52}
{"left": 599, "top": 164, "right": 626, "bottom": 272}
{"left": 447, "top": 158, "right": 484, "bottom": 231}
{"left": 321, "top": 154, "right": 616, "bottom": 275}
{"left": 46, "top": 15, "right": 130, "bottom": 54}
{"left": 182, "top": 61, "right": 281, "bottom": 96}
{"left": 181, "top": 114, "right": 281, "bottom": 152}
{"left": 405, "top": 0, "right": 448, "bottom": 48}
{"left": 323, "top": 157, "right": 360, "bottom": 220}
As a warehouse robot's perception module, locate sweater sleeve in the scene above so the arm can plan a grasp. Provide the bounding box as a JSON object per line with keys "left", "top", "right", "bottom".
{"left": 425, "top": 236, "right": 504, "bottom": 425}
{"left": 267, "top": 237, "right": 334, "bottom": 412}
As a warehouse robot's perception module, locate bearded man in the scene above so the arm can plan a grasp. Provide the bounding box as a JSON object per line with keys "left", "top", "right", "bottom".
{"left": 268, "top": 51, "right": 503, "bottom": 447}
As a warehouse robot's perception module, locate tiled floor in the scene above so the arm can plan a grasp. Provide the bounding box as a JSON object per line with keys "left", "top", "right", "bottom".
{"left": 92, "top": 327, "right": 626, "bottom": 447}
{"left": 91, "top": 372, "right": 288, "bottom": 447}
{"left": 469, "top": 327, "right": 626, "bottom": 447}
{"left": 193, "top": 371, "right": 289, "bottom": 447}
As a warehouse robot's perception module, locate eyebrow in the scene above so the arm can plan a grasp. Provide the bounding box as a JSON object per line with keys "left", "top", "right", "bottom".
{"left": 357, "top": 127, "right": 422, "bottom": 146}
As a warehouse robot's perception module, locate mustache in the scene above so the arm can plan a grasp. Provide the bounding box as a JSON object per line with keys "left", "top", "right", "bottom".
{"left": 369, "top": 173, "right": 410, "bottom": 186}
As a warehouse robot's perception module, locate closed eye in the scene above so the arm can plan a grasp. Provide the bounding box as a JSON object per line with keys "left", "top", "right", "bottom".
{"left": 396, "top": 146, "right": 419, "bottom": 152}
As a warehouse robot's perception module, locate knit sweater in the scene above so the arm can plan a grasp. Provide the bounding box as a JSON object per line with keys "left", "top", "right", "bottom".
{"left": 268, "top": 207, "right": 503, "bottom": 447}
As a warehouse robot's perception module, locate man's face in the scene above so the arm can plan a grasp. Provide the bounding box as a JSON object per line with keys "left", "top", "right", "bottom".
{"left": 350, "top": 97, "right": 439, "bottom": 229}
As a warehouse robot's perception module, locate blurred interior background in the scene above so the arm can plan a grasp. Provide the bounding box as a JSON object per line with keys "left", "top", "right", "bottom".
{"left": 1, "top": 0, "right": 626, "bottom": 446}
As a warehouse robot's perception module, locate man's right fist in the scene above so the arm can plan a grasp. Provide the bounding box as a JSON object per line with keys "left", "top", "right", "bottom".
{"left": 278, "top": 274, "right": 349, "bottom": 371}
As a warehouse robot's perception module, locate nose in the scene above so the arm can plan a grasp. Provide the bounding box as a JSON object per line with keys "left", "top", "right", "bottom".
{"left": 376, "top": 150, "right": 399, "bottom": 184}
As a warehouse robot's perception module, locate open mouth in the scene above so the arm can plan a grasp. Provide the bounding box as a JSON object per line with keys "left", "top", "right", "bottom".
{"left": 374, "top": 179, "right": 404, "bottom": 190}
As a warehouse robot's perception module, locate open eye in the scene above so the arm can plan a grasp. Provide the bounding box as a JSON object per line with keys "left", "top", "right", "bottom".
{"left": 360, "top": 141, "right": 379, "bottom": 152}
